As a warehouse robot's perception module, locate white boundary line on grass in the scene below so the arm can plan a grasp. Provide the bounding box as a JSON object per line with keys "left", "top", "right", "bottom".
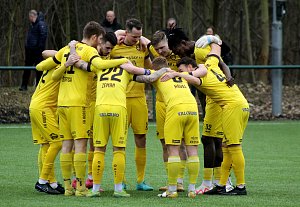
{"left": 0, "top": 121, "right": 298, "bottom": 129}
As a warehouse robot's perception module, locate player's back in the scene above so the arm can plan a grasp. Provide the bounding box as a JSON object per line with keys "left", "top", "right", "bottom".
{"left": 95, "top": 66, "right": 132, "bottom": 108}
{"left": 153, "top": 77, "right": 196, "bottom": 109}
{"left": 57, "top": 43, "right": 99, "bottom": 107}
{"left": 30, "top": 66, "right": 60, "bottom": 109}
{"left": 198, "top": 57, "right": 247, "bottom": 107}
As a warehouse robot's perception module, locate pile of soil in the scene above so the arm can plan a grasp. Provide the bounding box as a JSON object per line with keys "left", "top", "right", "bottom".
{"left": 0, "top": 82, "right": 299, "bottom": 124}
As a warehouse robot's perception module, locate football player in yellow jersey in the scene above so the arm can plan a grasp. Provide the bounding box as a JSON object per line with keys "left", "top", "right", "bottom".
{"left": 162, "top": 45, "right": 249, "bottom": 196}
{"left": 110, "top": 18, "right": 153, "bottom": 191}
{"left": 134, "top": 57, "right": 202, "bottom": 198}
{"left": 150, "top": 31, "right": 187, "bottom": 192}
{"left": 30, "top": 50, "right": 64, "bottom": 195}
{"left": 36, "top": 21, "right": 128, "bottom": 197}
{"left": 67, "top": 45, "right": 169, "bottom": 197}
{"left": 167, "top": 29, "right": 236, "bottom": 193}
{"left": 84, "top": 32, "right": 119, "bottom": 190}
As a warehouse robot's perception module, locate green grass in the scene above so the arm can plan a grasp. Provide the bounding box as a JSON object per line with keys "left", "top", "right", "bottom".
{"left": 0, "top": 121, "right": 299, "bottom": 207}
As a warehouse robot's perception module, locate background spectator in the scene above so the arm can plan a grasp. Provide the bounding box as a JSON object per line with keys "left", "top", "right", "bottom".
{"left": 20, "top": 10, "right": 48, "bottom": 91}
{"left": 101, "top": 10, "right": 122, "bottom": 32}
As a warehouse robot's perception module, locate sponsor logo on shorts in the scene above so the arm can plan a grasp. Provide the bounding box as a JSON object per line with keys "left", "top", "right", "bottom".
{"left": 82, "top": 107, "right": 86, "bottom": 124}
{"left": 172, "top": 140, "right": 180, "bottom": 144}
{"left": 189, "top": 136, "right": 199, "bottom": 144}
{"left": 50, "top": 133, "right": 59, "bottom": 140}
{"left": 42, "top": 111, "right": 47, "bottom": 128}
{"left": 178, "top": 111, "right": 197, "bottom": 116}
{"left": 99, "top": 113, "right": 119, "bottom": 117}
{"left": 95, "top": 140, "right": 101, "bottom": 144}
{"left": 87, "top": 130, "right": 92, "bottom": 138}
{"left": 71, "top": 131, "right": 76, "bottom": 139}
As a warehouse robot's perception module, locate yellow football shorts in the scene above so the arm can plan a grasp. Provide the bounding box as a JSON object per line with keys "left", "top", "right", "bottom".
{"left": 57, "top": 106, "right": 90, "bottom": 140}
{"left": 222, "top": 103, "right": 250, "bottom": 145}
{"left": 126, "top": 96, "right": 148, "bottom": 134}
{"left": 202, "top": 99, "right": 224, "bottom": 139}
{"left": 93, "top": 105, "right": 128, "bottom": 148}
{"left": 30, "top": 108, "right": 60, "bottom": 144}
{"left": 164, "top": 104, "right": 200, "bottom": 146}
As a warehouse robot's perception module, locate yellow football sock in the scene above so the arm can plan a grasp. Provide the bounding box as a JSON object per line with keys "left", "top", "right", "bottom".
{"left": 92, "top": 151, "right": 105, "bottom": 185}
{"left": 71, "top": 150, "right": 75, "bottom": 178}
{"left": 112, "top": 151, "right": 126, "bottom": 184}
{"left": 219, "top": 147, "right": 232, "bottom": 186}
{"left": 187, "top": 156, "right": 200, "bottom": 185}
{"left": 203, "top": 168, "right": 213, "bottom": 181}
{"left": 213, "top": 167, "right": 221, "bottom": 181}
{"left": 74, "top": 153, "right": 86, "bottom": 191}
{"left": 60, "top": 153, "right": 73, "bottom": 189}
{"left": 48, "top": 167, "right": 56, "bottom": 183}
{"left": 40, "top": 141, "right": 62, "bottom": 181}
{"left": 38, "top": 144, "right": 49, "bottom": 174}
{"left": 228, "top": 145, "right": 245, "bottom": 185}
{"left": 135, "top": 147, "right": 146, "bottom": 183}
{"left": 164, "top": 162, "right": 168, "bottom": 175}
{"left": 168, "top": 156, "right": 181, "bottom": 185}
{"left": 87, "top": 150, "right": 94, "bottom": 177}
{"left": 178, "top": 160, "right": 186, "bottom": 180}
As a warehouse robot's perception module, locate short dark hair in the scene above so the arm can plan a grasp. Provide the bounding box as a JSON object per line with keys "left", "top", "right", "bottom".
{"left": 167, "top": 28, "right": 189, "bottom": 51}
{"left": 83, "top": 21, "right": 105, "bottom": 39}
{"left": 125, "top": 18, "right": 143, "bottom": 32}
{"left": 176, "top": 57, "right": 197, "bottom": 68}
{"left": 151, "top": 30, "right": 167, "bottom": 47}
{"left": 152, "top": 56, "right": 168, "bottom": 70}
{"left": 104, "top": 32, "right": 117, "bottom": 46}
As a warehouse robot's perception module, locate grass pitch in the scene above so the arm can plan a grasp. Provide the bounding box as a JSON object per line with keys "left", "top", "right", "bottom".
{"left": 0, "top": 121, "right": 299, "bottom": 207}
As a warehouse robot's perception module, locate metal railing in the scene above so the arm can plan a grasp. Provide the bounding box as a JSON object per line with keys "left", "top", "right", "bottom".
{"left": 1, "top": 65, "right": 300, "bottom": 117}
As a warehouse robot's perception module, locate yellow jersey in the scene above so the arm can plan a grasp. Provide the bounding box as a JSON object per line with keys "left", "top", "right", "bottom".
{"left": 53, "top": 43, "right": 99, "bottom": 107}
{"left": 150, "top": 71, "right": 196, "bottom": 110}
{"left": 110, "top": 42, "right": 150, "bottom": 97}
{"left": 92, "top": 66, "right": 133, "bottom": 108}
{"left": 149, "top": 48, "right": 180, "bottom": 102}
{"left": 196, "top": 56, "right": 248, "bottom": 108}
{"left": 30, "top": 66, "right": 60, "bottom": 109}
{"left": 194, "top": 45, "right": 211, "bottom": 64}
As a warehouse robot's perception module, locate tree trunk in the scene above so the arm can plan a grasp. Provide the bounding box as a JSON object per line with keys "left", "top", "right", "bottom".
{"left": 185, "top": 0, "right": 193, "bottom": 40}
{"left": 6, "top": 3, "right": 17, "bottom": 86}
{"left": 65, "top": 0, "right": 71, "bottom": 44}
{"left": 258, "top": 0, "right": 269, "bottom": 83}
{"left": 243, "top": 0, "right": 255, "bottom": 83}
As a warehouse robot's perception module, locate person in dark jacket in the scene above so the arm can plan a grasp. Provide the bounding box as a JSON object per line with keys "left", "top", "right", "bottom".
{"left": 20, "top": 10, "right": 48, "bottom": 91}
{"left": 101, "top": 10, "right": 122, "bottom": 32}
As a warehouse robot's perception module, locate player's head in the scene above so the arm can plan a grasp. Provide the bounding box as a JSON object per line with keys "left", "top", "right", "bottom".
{"left": 167, "top": 28, "right": 193, "bottom": 58}
{"left": 152, "top": 56, "right": 168, "bottom": 71}
{"left": 151, "top": 31, "right": 171, "bottom": 57}
{"left": 99, "top": 32, "right": 117, "bottom": 56}
{"left": 83, "top": 21, "right": 106, "bottom": 48}
{"left": 125, "top": 18, "right": 143, "bottom": 45}
{"left": 29, "top": 10, "right": 38, "bottom": 23}
{"left": 176, "top": 56, "right": 198, "bottom": 72}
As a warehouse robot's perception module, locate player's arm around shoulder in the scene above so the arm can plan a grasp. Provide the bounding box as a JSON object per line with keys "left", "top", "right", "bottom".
{"left": 134, "top": 68, "right": 170, "bottom": 83}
